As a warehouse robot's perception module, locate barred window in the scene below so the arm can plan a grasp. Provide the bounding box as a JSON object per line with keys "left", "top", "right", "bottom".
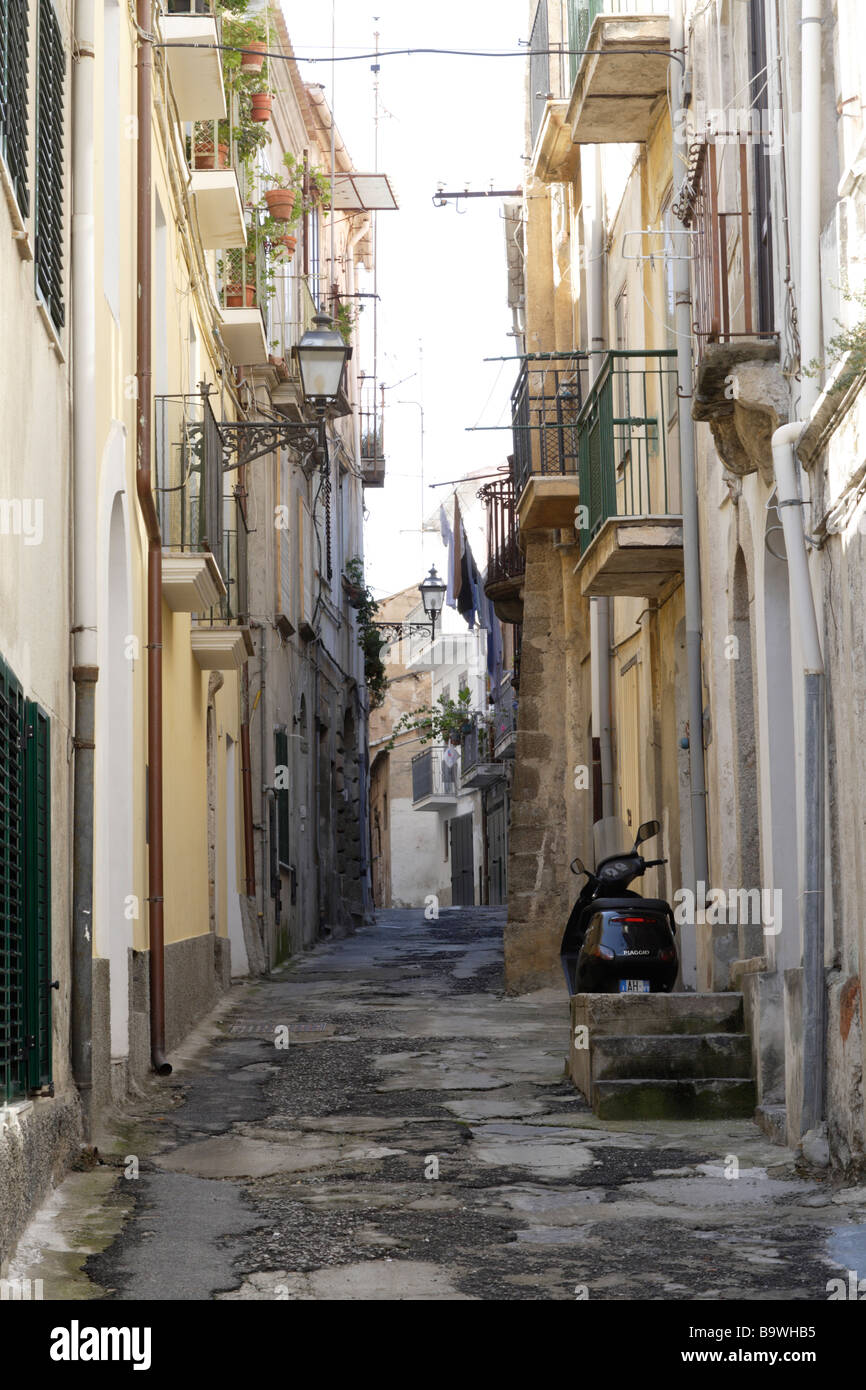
{"left": 0, "top": 655, "right": 52, "bottom": 1103}
{"left": 275, "top": 729, "right": 290, "bottom": 869}
{"left": 35, "top": 0, "right": 64, "bottom": 329}
{"left": 0, "top": 0, "right": 29, "bottom": 215}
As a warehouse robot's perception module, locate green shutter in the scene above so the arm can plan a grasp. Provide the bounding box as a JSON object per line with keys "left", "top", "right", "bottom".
{"left": 0, "top": 657, "right": 25, "bottom": 1101}
{"left": 0, "top": 0, "right": 30, "bottom": 216}
{"left": 275, "top": 730, "right": 289, "bottom": 868}
{"left": 24, "top": 701, "right": 51, "bottom": 1091}
{"left": 35, "top": 0, "right": 64, "bottom": 329}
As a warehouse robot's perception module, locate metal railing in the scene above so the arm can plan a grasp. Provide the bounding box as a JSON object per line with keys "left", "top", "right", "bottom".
{"left": 529, "top": 0, "right": 551, "bottom": 149}
{"left": 165, "top": 0, "right": 213, "bottom": 12}
{"left": 266, "top": 270, "right": 317, "bottom": 371}
{"left": 189, "top": 101, "right": 240, "bottom": 181}
{"left": 155, "top": 393, "right": 248, "bottom": 622}
{"left": 411, "top": 746, "right": 459, "bottom": 803}
{"left": 567, "top": 0, "right": 670, "bottom": 87}
{"left": 460, "top": 719, "right": 497, "bottom": 776}
{"left": 479, "top": 474, "right": 524, "bottom": 586}
{"left": 673, "top": 135, "right": 778, "bottom": 359}
{"left": 359, "top": 381, "right": 385, "bottom": 484}
{"left": 492, "top": 673, "right": 518, "bottom": 756}
{"left": 511, "top": 353, "right": 589, "bottom": 499}
{"left": 218, "top": 226, "right": 269, "bottom": 314}
{"left": 575, "top": 349, "right": 680, "bottom": 553}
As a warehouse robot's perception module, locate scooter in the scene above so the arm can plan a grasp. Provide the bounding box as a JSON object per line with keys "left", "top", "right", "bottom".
{"left": 560, "top": 816, "right": 678, "bottom": 996}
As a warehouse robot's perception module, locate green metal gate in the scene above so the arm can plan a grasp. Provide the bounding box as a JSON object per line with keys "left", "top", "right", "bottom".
{"left": 0, "top": 654, "right": 52, "bottom": 1101}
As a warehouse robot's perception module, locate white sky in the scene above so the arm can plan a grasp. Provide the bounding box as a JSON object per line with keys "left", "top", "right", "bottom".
{"left": 281, "top": 0, "right": 527, "bottom": 600}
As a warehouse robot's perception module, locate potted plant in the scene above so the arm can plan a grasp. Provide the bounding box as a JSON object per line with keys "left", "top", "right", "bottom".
{"left": 191, "top": 122, "right": 228, "bottom": 169}
{"left": 342, "top": 558, "right": 366, "bottom": 607}
{"left": 334, "top": 301, "right": 357, "bottom": 345}
{"left": 250, "top": 91, "right": 272, "bottom": 123}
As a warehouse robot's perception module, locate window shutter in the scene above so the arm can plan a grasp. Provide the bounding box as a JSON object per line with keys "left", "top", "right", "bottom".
{"left": 24, "top": 701, "right": 51, "bottom": 1091}
{"left": 0, "top": 0, "right": 30, "bottom": 216}
{"left": 0, "top": 657, "right": 25, "bottom": 1102}
{"left": 35, "top": 0, "right": 64, "bottom": 329}
{"left": 275, "top": 730, "right": 289, "bottom": 868}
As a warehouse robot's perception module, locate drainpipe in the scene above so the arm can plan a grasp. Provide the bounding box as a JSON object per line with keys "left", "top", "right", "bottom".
{"left": 769, "top": 0, "right": 825, "bottom": 1135}
{"left": 136, "top": 0, "right": 170, "bottom": 1076}
{"left": 582, "top": 145, "right": 614, "bottom": 819}
{"left": 70, "top": 0, "right": 97, "bottom": 1132}
{"left": 240, "top": 666, "right": 256, "bottom": 896}
{"left": 671, "top": 0, "right": 710, "bottom": 892}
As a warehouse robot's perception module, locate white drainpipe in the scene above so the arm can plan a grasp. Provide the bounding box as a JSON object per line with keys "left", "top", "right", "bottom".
{"left": 770, "top": 0, "right": 825, "bottom": 1137}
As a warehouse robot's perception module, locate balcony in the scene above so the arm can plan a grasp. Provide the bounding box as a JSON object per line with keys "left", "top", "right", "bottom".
{"left": 189, "top": 116, "right": 246, "bottom": 250}
{"left": 460, "top": 719, "right": 504, "bottom": 790}
{"left": 217, "top": 230, "right": 270, "bottom": 365}
{"left": 565, "top": 0, "right": 670, "bottom": 144}
{"left": 162, "top": 1, "right": 226, "bottom": 123}
{"left": 479, "top": 474, "right": 524, "bottom": 624}
{"left": 492, "top": 674, "right": 518, "bottom": 760}
{"left": 674, "top": 135, "right": 785, "bottom": 483}
{"left": 359, "top": 384, "right": 385, "bottom": 488}
{"left": 411, "top": 747, "right": 459, "bottom": 811}
{"left": 266, "top": 271, "right": 318, "bottom": 416}
{"left": 574, "top": 350, "right": 683, "bottom": 598}
{"left": 155, "top": 393, "right": 253, "bottom": 668}
{"left": 511, "top": 353, "right": 588, "bottom": 532}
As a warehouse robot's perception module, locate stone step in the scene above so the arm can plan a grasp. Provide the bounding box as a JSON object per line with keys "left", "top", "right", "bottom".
{"left": 571, "top": 991, "right": 745, "bottom": 1039}
{"left": 593, "top": 1077, "right": 757, "bottom": 1121}
{"left": 593, "top": 1032, "right": 753, "bottom": 1081}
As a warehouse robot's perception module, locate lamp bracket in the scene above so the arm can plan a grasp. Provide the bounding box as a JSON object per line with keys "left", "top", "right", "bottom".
{"left": 372, "top": 620, "right": 436, "bottom": 640}
{"left": 216, "top": 420, "right": 323, "bottom": 472}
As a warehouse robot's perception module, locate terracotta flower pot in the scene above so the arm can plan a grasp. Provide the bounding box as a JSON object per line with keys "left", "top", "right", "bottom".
{"left": 250, "top": 92, "right": 272, "bottom": 124}
{"left": 264, "top": 188, "right": 296, "bottom": 222}
{"left": 281, "top": 234, "right": 298, "bottom": 261}
{"left": 194, "top": 140, "right": 228, "bottom": 170}
{"left": 226, "top": 284, "right": 256, "bottom": 308}
{"left": 241, "top": 40, "right": 266, "bottom": 73}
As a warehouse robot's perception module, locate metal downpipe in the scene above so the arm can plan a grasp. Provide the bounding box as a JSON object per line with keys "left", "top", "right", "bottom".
{"left": 136, "top": 0, "right": 170, "bottom": 1076}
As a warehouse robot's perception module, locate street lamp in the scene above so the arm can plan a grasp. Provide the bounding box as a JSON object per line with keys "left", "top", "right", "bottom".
{"left": 293, "top": 313, "right": 352, "bottom": 413}
{"left": 419, "top": 565, "right": 446, "bottom": 631}
{"left": 373, "top": 565, "right": 447, "bottom": 642}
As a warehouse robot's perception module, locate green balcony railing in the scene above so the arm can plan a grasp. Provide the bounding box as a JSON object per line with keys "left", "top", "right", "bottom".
{"left": 567, "top": 0, "right": 670, "bottom": 88}
{"left": 576, "top": 350, "right": 679, "bottom": 553}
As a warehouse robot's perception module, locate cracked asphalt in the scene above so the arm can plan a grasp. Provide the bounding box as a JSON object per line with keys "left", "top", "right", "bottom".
{"left": 11, "top": 906, "right": 866, "bottom": 1300}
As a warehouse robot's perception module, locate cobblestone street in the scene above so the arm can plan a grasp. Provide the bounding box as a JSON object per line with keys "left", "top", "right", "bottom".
{"left": 11, "top": 909, "right": 866, "bottom": 1302}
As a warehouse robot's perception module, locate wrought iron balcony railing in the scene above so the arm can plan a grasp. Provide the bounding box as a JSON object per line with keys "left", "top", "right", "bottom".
{"left": 673, "top": 133, "right": 778, "bottom": 359}
{"left": 266, "top": 271, "right": 318, "bottom": 376}
{"left": 492, "top": 673, "right": 518, "bottom": 758}
{"left": 575, "top": 349, "right": 680, "bottom": 553}
{"left": 479, "top": 474, "right": 524, "bottom": 587}
{"left": 155, "top": 393, "right": 248, "bottom": 622}
{"left": 411, "top": 746, "right": 459, "bottom": 803}
{"left": 511, "top": 353, "right": 589, "bottom": 500}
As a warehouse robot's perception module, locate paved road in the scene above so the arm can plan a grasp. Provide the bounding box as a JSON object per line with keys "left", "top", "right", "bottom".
{"left": 12, "top": 908, "right": 866, "bottom": 1300}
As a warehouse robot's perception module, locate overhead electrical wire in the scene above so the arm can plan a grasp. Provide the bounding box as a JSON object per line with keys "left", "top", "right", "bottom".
{"left": 154, "top": 42, "right": 685, "bottom": 69}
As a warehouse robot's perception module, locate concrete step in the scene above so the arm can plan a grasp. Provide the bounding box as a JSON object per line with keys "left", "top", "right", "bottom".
{"left": 593, "top": 1077, "right": 757, "bottom": 1121}
{"left": 571, "top": 991, "right": 745, "bottom": 1039}
{"left": 593, "top": 1032, "right": 753, "bottom": 1081}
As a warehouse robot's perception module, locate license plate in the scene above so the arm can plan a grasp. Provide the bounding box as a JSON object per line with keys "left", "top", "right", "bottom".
{"left": 619, "top": 979, "right": 651, "bottom": 994}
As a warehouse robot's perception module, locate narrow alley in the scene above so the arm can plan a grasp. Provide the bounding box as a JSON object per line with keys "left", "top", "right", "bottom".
{"left": 12, "top": 909, "right": 866, "bottom": 1303}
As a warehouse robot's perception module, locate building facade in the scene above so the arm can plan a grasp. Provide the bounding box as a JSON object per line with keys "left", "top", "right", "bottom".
{"left": 0, "top": 0, "right": 388, "bottom": 1266}
{"left": 500, "top": 0, "right": 866, "bottom": 1162}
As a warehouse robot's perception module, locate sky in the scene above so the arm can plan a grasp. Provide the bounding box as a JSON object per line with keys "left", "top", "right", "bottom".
{"left": 281, "top": 0, "right": 528, "bottom": 600}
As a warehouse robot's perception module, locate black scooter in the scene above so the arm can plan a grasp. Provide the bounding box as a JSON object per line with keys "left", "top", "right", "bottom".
{"left": 560, "top": 817, "right": 678, "bottom": 996}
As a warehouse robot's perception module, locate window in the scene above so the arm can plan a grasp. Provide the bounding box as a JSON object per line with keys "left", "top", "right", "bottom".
{"left": 1, "top": 654, "right": 52, "bottom": 1103}
{"left": 35, "top": 0, "right": 64, "bottom": 330}
{"left": 0, "top": 0, "right": 29, "bottom": 215}
{"left": 274, "top": 729, "right": 290, "bottom": 869}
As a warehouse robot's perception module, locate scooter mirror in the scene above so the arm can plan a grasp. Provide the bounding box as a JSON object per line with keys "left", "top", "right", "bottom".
{"left": 635, "top": 819, "right": 660, "bottom": 846}
{"left": 570, "top": 856, "right": 587, "bottom": 876}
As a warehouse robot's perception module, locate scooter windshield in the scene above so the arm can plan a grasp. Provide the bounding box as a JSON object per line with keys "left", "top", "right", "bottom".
{"left": 592, "top": 816, "right": 635, "bottom": 865}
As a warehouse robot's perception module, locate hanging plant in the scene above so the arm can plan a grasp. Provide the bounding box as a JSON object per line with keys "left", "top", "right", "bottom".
{"left": 344, "top": 558, "right": 387, "bottom": 708}
{"left": 250, "top": 91, "right": 272, "bottom": 123}
{"left": 388, "top": 688, "right": 475, "bottom": 751}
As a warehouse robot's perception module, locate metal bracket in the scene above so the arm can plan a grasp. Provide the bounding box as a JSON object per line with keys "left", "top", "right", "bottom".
{"left": 373, "top": 621, "right": 436, "bottom": 640}
{"left": 217, "top": 420, "right": 323, "bottom": 472}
